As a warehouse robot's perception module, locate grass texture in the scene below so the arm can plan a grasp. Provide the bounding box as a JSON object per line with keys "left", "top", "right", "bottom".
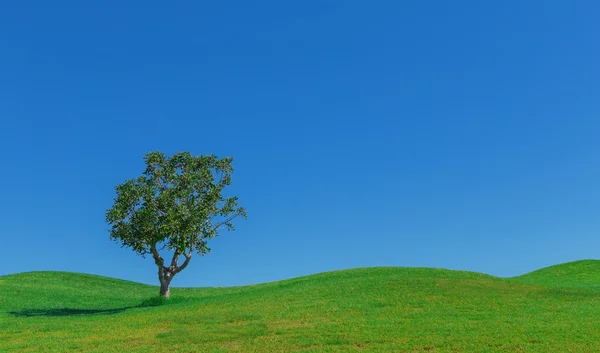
{"left": 2, "top": 260, "right": 600, "bottom": 352}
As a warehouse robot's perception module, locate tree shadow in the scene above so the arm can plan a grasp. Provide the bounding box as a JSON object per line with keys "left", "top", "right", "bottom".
{"left": 9, "top": 300, "right": 162, "bottom": 318}
{"left": 9, "top": 307, "right": 133, "bottom": 317}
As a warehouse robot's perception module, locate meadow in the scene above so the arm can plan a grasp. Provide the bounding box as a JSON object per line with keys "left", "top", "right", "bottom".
{"left": 1, "top": 260, "right": 599, "bottom": 352}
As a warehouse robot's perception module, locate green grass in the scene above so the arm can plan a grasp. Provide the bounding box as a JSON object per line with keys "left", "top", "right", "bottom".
{"left": 2, "top": 260, "right": 600, "bottom": 352}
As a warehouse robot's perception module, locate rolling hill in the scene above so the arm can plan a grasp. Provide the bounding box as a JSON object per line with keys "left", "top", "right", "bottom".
{"left": 1, "top": 260, "right": 600, "bottom": 352}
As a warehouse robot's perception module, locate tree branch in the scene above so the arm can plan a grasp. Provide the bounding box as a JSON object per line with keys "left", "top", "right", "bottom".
{"left": 129, "top": 203, "right": 137, "bottom": 223}
{"left": 170, "top": 249, "right": 181, "bottom": 269}
{"left": 174, "top": 251, "right": 193, "bottom": 275}
{"left": 150, "top": 244, "right": 165, "bottom": 282}
{"left": 212, "top": 210, "right": 243, "bottom": 231}
{"left": 158, "top": 242, "right": 168, "bottom": 252}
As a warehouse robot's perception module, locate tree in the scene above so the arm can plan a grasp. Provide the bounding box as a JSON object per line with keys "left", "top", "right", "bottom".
{"left": 105, "top": 151, "right": 246, "bottom": 297}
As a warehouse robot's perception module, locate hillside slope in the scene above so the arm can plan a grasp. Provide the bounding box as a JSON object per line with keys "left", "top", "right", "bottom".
{"left": 1, "top": 263, "right": 600, "bottom": 352}
{"left": 511, "top": 259, "right": 600, "bottom": 289}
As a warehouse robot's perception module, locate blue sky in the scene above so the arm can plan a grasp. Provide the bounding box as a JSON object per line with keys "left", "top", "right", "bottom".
{"left": 1, "top": 1, "right": 599, "bottom": 287}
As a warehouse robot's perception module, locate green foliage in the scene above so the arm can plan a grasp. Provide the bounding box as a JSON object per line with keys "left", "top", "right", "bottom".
{"left": 2, "top": 261, "right": 600, "bottom": 352}
{"left": 106, "top": 151, "right": 246, "bottom": 258}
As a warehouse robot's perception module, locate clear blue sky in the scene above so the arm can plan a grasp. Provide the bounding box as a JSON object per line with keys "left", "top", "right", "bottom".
{"left": 1, "top": 1, "right": 599, "bottom": 287}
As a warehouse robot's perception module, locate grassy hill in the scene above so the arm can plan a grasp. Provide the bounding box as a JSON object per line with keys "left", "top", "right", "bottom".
{"left": 2, "top": 261, "right": 600, "bottom": 352}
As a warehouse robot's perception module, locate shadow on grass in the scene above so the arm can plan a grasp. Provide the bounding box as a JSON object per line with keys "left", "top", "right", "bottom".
{"left": 9, "top": 307, "right": 134, "bottom": 317}
{"left": 9, "top": 297, "right": 169, "bottom": 317}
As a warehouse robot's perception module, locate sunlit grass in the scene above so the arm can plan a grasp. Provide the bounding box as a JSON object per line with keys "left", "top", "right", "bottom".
{"left": 2, "top": 260, "right": 600, "bottom": 352}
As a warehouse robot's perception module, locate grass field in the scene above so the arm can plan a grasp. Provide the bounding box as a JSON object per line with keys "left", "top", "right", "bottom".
{"left": 1, "top": 260, "right": 600, "bottom": 352}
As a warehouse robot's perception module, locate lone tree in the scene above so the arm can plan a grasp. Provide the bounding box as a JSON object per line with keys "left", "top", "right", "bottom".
{"left": 106, "top": 151, "right": 246, "bottom": 297}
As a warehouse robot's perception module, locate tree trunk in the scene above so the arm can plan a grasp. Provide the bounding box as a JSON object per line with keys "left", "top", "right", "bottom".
{"left": 159, "top": 276, "right": 173, "bottom": 297}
